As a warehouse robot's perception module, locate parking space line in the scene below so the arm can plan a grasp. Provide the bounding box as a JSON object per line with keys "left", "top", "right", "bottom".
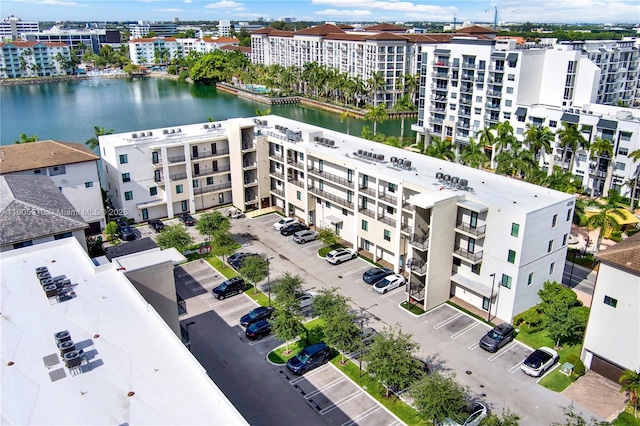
{"left": 381, "top": 288, "right": 404, "bottom": 299}
{"left": 341, "top": 405, "right": 381, "bottom": 426}
{"left": 342, "top": 266, "right": 370, "bottom": 278}
{"left": 304, "top": 377, "right": 346, "bottom": 399}
{"left": 468, "top": 342, "right": 480, "bottom": 350}
{"left": 508, "top": 360, "right": 524, "bottom": 374}
{"left": 433, "top": 313, "right": 462, "bottom": 329}
{"left": 301, "top": 241, "right": 323, "bottom": 250}
{"left": 451, "top": 322, "right": 479, "bottom": 339}
{"left": 319, "top": 390, "right": 362, "bottom": 415}
{"left": 218, "top": 302, "right": 255, "bottom": 316}
{"left": 249, "top": 335, "right": 275, "bottom": 346}
{"left": 290, "top": 364, "right": 331, "bottom": 385}
{"left": 487, "top": 342, "right": 519, "bottom": 362}
{"left": 198, "top": 294, "right": 213, "bottom": 300}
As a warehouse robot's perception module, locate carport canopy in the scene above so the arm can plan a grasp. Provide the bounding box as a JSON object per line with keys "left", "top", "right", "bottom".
{"left": 325, "top": 215, "right": 343, "bottom": 225}
{"left": 451, "top": 273, "right": 496, "bottom": 298}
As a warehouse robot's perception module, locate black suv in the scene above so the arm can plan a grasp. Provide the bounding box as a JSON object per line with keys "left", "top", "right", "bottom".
{"left": 178, "top": 213, "right": 196, "bottom": 226}
{"left": 286, "top": 343, "right": 332, "bottom": 375}
{"left": 148, "top": 219, "right": 165, "bottom": 232}
{"left": 479, "top": 323, "right": 515, "bottom": 353}
{"left": 212, "top": 277, "right": 246, "bottom": 300}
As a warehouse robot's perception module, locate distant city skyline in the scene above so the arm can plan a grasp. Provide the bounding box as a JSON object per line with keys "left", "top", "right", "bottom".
{"left": 3, "top": 0, "right": 639, "bottom": 25}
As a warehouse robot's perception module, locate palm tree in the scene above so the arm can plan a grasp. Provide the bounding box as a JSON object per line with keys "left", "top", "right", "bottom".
{"left": 586, "top": 190, "right": 627, "bottom": 253}
{"left": 256, "top": 108, "right": 271, "bottom": 116}
{"left": 14, "top": 133, "right": 38, "bottom": 144}
{"left": 589, "top": 137, "right": 614, "bottom": 198}
{"left": 523, "top": 123, "right": 554, "bottom": 165}
{"left": 392, "top": 94, "right": 415, "bottom": 145}
{"left": 546, "top": 166, "right": 581, "bottom": 194}
{"left": 460, "top": 137, "right": 489, "bottom": 169}
{"left": 86, "top": 126, "right": 114, "bottom": 150}
{"left": 495, "top": 140, "right": 536, "bottom": 179}
{"left": 557, "top": 122, "right": 588, "bottom": 173}
{"left": 476, "top": 125, "right": 496, "bottom": 166}
{"left": 627, "top": 149, "right": 640, "bottom": 211}
{"left": 424, "top": 137, "right": 456, "bottom": 161}
{"left": 339, "top": 110, "right": 357, "bottom": 135}
{"left": 363, "top": 103, "right": 387, "bottom": 136}
{"left": 366, "top": 70, "right": 385, "bottom": 105}
{"left": 493, "top": 121, "right": 517, "bottom": 154}
{"left": 619, "top": 369, "right": 640, "bottom": 418}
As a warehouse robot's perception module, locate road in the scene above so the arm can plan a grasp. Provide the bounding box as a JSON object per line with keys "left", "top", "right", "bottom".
{"left": 562, "top": 261, "right": 597, "bottom": 295}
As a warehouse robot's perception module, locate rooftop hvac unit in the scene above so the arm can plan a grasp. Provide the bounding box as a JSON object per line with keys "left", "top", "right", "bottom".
{"left": 36, "top": 266, "right": 48, "bottom": 274}
{"left": 391, "top": 157, "right": 397, "bottom": 163}
{"left": 404, "top": 160, "right": 411, "bottom": 168}
{"left": 132, "top": 133, "right": 138, "bottom": 138}
{"left": 44, "top": 284, "right": 58, "bottom": 298}
{"left": 377, "top": 154, "right": 384, "bottom": 161}
{"left": 64, "top": 350, "right": 82, "bottom": 368}
{"left": 262, "top": 120, "right": 267, "bottom": 126}
{"left": 443, "top": 174, "right": 451, "bottom": 182}
{"left": 38, "top": 272, "right": 51, "bottom": 281}
{"left": 358, "top": 149, "right": 363, "bottom": 155}
{"left": 451, "top": 176, "right": 459, "bottom": 185}
{"left": 50, "top": 275, "right": 66, "bottom": 283}
{"left": 58, "top": 340, "right": 75, "bottom": 355}
{"left": 40, "top": 278, "right": 53, "bottom": 287}
{"left": 203, "top": 124, "right": 210, "bottom": 129}
{"left": 57, "top": 279, "right": 71, "bottom": 289}
{"left": 54, "top": 330, "right": 71, "bottom": 345}
{"left": 436, "top": 172, "right": 444, "bottom": 180}
{"left": 314, "top": 136, "right": 319, "bottom": 141}
{"left": 147, "top": 132, "right": 153, "bottom": 137}
{"left": 459, "top": 179, "right": 468, "bottom": 188}
{"left": 328, "top": 140, "right": 335, "bottom": 147}
{"left": 163, "top": 129, "right": 169, "bottom": 134}
{"left": 398, "top": 159, "right": 404, "bottom": 166}
{"left": 170, "top": 129, "right": 175, "bottom": 134}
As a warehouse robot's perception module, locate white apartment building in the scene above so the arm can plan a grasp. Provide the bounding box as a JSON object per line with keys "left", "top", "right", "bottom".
{"left": 0, "top": 41, "right": 72, "bottom": 78}
{"left": 218, "top": 20, "right": 231, "bottom": 37}
{"left": 581, "top": 232, "right": 640, "bottom": 382}
{"left": 21, "top": 26, "right": 121, "bottom": 54}
{"left": 103, "top": 115, "right": 574, "bottom": 321}
{"left": 0, "top": 140, "right": 106, "bottom": 233}
{"left": 0, "top": 15, "right": 38, "bottom": 41}
{"left": 129, "top": 21, "right": 177, "bottom": 39}
{"left": 128, "top": 36, "right": 240, "bottom": 65}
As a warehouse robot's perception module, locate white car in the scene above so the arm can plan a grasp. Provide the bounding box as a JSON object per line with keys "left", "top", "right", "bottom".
{"left": 373, "top": 274, "right": 406, "bottom": 294}
{"left": 293, "top": 230, "right": 318, "bottom": 244}
{"left": 520, "top": 346, "right": 559, "bottom": 377}
{"left": 325, "top": 248, "right": 357, "bottom": 265}
{"left": 443, "top": 403, "right": 488, "bottom": 426}
{"left": 297, "top": 291, "right": 317, "bottom": 310}
{"left": 273, "top": 217, "right": 298, "bottom": 231}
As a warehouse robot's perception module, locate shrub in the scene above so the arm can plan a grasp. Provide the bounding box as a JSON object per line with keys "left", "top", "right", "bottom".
{"left": 610, "top": 231, "right": 623, "bottom": 242}
{"left": 627, "top": 227, "right": 640, "bottom": 237}
{"left": 515, "top": 306, "right": 543, "bottom": 331}
{"left": 566, "top": 354, "right": 586, "bottom": 377}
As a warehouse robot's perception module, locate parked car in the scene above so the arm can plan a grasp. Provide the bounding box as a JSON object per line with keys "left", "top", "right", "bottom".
{"left": 479, "top": 323, "right": 515, "bottom": 353}
{"left": 228, "top": 252, "right": 248, "bottom": 266}
{"left": 148, "top": 219, "right": 165, "bottom": 233}
{"left": 280, "top": 222, "right": 309, "bottom": 236}
{"left": 373, "top": 273, "right": 406, "bottom": 294}
{"left": 286, "top": 343, "right": 332, "bottom": 375}
{"left": 211, "top": 277, "right": 246, "bottom": 300}
{"left": 240, "top": 306, "right": 275, "bottom": 327}
{"left": 273, "top": 217, "right": 298, "bottom": 231}
{"left": 245, "top": 319, "right": 272, "bottom": 340}
{"left": 442, "top": 402, "right": 489, "bottom": 426}
{"left": 293, "top": 230, "right": 318, "bottom": 244}
{"left": 178, "top": 213, "right": 196, "bottom": 226}
{"left": 297, "top": 291, "right": 317, "bottom": 310}
{"left": 119, "top": 225, "right": 136, "bottom": 241}
{"left": 230, "top": 253, "right": 261, "bottom": 270}
{"left": 227, "top": 209, "right": 245, "bottom": 219}
{"left": 521, "top": 347, "right": 559, "bottom": 377}
{"left": 326, "top": 248, "right": 357, "bottom": 265}
{"left": 348, "top": 326, "right": 378, "bottom": 358}
{"left": 362, "top": 267, "right": 393, "bottom": 284}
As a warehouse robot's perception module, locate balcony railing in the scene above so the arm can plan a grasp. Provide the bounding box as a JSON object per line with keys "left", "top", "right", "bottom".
{"left": 271, "top": 187, "right": 285, "bottom": 197}
{"left": 406, "top": 280, "right": 425, "bottom": 301}
{"left": 358, "top": 207, "right": 375, "bottom": 218}
{"left": 359, "top": 186, "right": 376, "bottom": 197}
{"left": 308, "top": 168, "right": 354, "bottom": 189}
{"left": 170, "top": 172, "right": 188, "bottom": 181}
{"left": 270, "top": 171, "right": 284, "bottom": 180}
{"left": 455, "top": 221, "right": 487, "bottom": 236}
{"left": 453, "top": 247, "right": 483, "bottom": 262}
{"left": 378, "top": 215, "right": 396, "bottom": 227}
{"left": 243, "top": 161, "right": 257, "bottom": 170}
{"left": 288, "top": 178, "right": 304, "bottom": 188}
{"left": 409, "top": 233, "right": 429, "bottom": 250}
{"left": 402, "top": 200, "right": 412, "bottom": 210}
{"left": 309, "top": 187, "right": 354, "bottom": 210}
{"left": 194, "top": 182, "right": 231, "bottom": 195}
{"left": 168, "top": 155, "right": 186, "bottom": 163}
{"left": 242, "top": 143, "right": 256, "bottom": 151}
{"left": 379, "top": 192, "right": 397, "bottom": 205}
{"left": 245, "top": 195, "right": 259, "bottom": 203}
{"left": 407, "top": 258, "right": 427, "bottom": 274}
{"left": 193, "top": 165, "right": 231, "bottom": 177}
{"left": 191, "top": 149, "right": 229, "bottom": 161}
{"left": 401, "top": 223, "right": 413, "bottom": 234}
{"left": 270, "top": 153, "right": 284, "bottom": 162}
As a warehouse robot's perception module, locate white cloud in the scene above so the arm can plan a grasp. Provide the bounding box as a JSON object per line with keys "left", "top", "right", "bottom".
{"left": 38, "top": 0, "right": 87, "bottom": 6}
{"left": 153, "top": 8, "right": 183, "bottom": 12}
{"left": 311, "top": 0, "right": 456, "bottom": 17}
{"left": 205, "top": 0, "right": 244, "bottom": 10}
{"left": 184, "top": 0, "right": 192, "bottom": 3}
{"left": 315, "top": 8, "right": 372, "bottom": 17}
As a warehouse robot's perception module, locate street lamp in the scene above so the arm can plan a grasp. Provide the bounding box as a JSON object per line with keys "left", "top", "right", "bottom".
{"left": 266, "top": 257, "right": 271, "bottom": 306}
{"left": 488, "top": 273, "right": 496, "bottom": 322}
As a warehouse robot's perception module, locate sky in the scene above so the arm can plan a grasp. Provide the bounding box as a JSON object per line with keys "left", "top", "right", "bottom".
{"left": 2, "top": 0, "right": 639, "bottom": 25}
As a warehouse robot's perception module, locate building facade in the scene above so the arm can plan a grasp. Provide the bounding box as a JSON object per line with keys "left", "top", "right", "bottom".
{"left": 0, "top": 41, "right": 71, "bottom": 78}
{"left": 129, "top": 21, "right": 178, "bottom": 39}
{"left": 0, "top": 15, "right": 38, "bottom": 41}
{"left": 0, "top": 140, "right": 106, "bottom": 233}
{"left": 103, "top": 116, "right": 573, "bottom": 321}
{"left": 581, "top": 232, "right": 640, "bottom": 382}
{"left": 21, "top": 26, "right": 120, "bottom": 54}
{"left": 128, "top": 36, "right": 240, "bottom": 65}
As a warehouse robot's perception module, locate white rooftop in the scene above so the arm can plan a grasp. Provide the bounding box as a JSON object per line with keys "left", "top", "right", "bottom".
{"left": 1, "top": 238, "right": 248, "bottom": 426}
{"left": 113, "top": 247, "right": 186, "bottom": 272}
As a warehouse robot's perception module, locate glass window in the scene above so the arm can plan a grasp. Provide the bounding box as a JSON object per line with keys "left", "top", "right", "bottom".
{"left": 527, "top": 272, "right": 534, "bottom": 286}
{"left": 548, "top": 240, "right": 553, "bottom": 252}
{"left": 549, "top": 262, "right": 555, "bottom": 274}
{"left": 508, "top": 250, "right": 516, "bottom": 264}
{"left": 471, "top": 263, "right": 481, "bottom": 275}
{"left": 604, "top": 295, "right": 617, "bottom": 308}
{"left": 506, "top": 87, "right": 514, "bottom": 94}
{"left": 476, "top": 96, "right": 483, "bottom": 102}
{"left": 150, "top": 187, "right": 157, "bottom": 196}
{"left": 505, "top": 100, "right": 512, "bottom": 107}
{"left": 549, "top": 120, "right": 557, "bottom": 128}
{"left": 511, "top": 223, "right": 519, "bottom": 237}
{"left": 176, "top": 184, "right": 183, "bottom": 194}
{"left": 122, "top": 173, "right": 130, "bottom": 183}
{"left": 567, "top": 209, "right": 572, "bottom": 221}
{"left": 124, "top": 191, "right": 133, "bottom": 201}
{"left": 501, "top": 274, "right": 512, "bottom": 289}
{"left": 119, "top": 154, "right": 128, "bottom": 164}
{"left": 85, "top": 181, "right": 93, "bottom": 188}
{"left": 362, "top": 220, "right": 368, "bottom": 231}
{"left": 384, "top": 230, "right": 391, "bottom": 241}
{"left": 563, "top": 234, "right": 568, "bottom": 245}
{"left": 552, "top": 214, "right": 558, "bottom": 227}
{"left": 296, "top": 191, "right": 301, "bottom": 201}
{"left": 207, "top": 177, "right": 214, "bottom": 185}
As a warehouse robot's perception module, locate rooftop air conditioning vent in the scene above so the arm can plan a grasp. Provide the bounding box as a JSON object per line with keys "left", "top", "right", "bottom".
{"left": 436, "top": 172, "right": 444, "bottom": 180}
{"left": 203, "top": 124, "right": 210, "bottom": 129}
{"left": 403, "top": 160, "right": 412, "bottom": 169}
{"left": 38, "top": 272, "right": 52, "bottom": 281}
{"left": 58, "top": 340, "right": 75, "bottom": 355}
{"left": 64, "top": 350, "right": 82, "bottom": 368}
{"left": 36, "top": 266, "right": 48, "bottom": 274}
{"left": 55, "top": 330, "right": 71, "bottom": 344}
{"left": 44, "top": 284, "right": 58, "bottom": 298}
{"left": 163, "top": 129, "right": 169, "bottom": 134}
{"left": 132, "top": 133, "right": 138, "bottom": 138}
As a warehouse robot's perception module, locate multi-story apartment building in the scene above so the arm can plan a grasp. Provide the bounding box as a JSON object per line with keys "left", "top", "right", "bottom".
{"left": 0, "top": 40, "right": 71, "bottom": 78}
{"left": 103, "top": 116, "right": 573, "bottom": 321}
{"left": 0, "top": 140, "right": 106, "bottom": 233}
{"left": 218, "top": 20, "right": 231, "bottom": 37}
{"left": 128, "top": 36, "right": 240, "bottom": 65}
{"left": 22, "top": 26, "right": 120, "bottom": 54}
{"left": 129, "top": 21, "right": 178, "bottom": 39}
{"left": 0, "top": 15, "right": 38, "bottom": 41}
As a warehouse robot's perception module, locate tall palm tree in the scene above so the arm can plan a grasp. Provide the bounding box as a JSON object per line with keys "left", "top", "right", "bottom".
{"left": 493, "top": 121, "right": 517, "bottom": 154}
{"left": 557, "top": 122, "right": 588, "bottom": 173}
{"left": 460, "top": 137, "right": 489, "bottom": 169}
{"left": 586, "top": 191, "right": 627, "bottom": 253}
{"left": 363, "top": 103, "right": 388, "bottom": 136}
{"left": 627, "top": 149, "right": 640, "bottom": 211}
{"left": 589, "top": 137, "right": 614, "bottom": 198}
{"left": 366, "top": 70, "right": 385, "bottom": 106}
{"left": 546, "top": 166, "right": 581, "bottom": 194}
{"left": 339, "top": 110, "right": 357, "bottom": 135}
{"left": 495, "top": 140, "right": 536, "bottom": 179}
{"left": 424, "top": 137, "right": 456, "bottom": 161}
{"left": 619, "top": 369, "right": 640, "bottom": 418}
{"left": 392, "top": 94, "right": 415, "bottom": 145}
{"left": 86, "top": 126, "right": 114, "bottom": 150}
{"left": 476, "top": 125, "right": 496, "bottom": 166}
{"left": 523, "top": 123, "right": 554, "bottom": 165}
{"left": 14, "top": 133, "right": 38, "bottom": 144}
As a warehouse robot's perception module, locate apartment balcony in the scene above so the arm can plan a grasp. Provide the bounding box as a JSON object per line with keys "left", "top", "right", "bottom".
{"left": 309, "top": 187, "right": 354, "bottom": 210}
{"left": 191, "top": 149, "right": 229, "bottom": 161}
{"left": 168, "top": 155, "right": 186, "bottom": 164}
{"left": 409, "top": 233, "right": 429, "bottom": 251}
{"left": 461, "top": 62, "right": 476, "bottom": 70}
{"left": 460, "top": 86, "right": 473, "bottom": 94}
{"left": 241, "top": 142, "right": 256, "bottom": 152}
{"left": 461, "top": 74, "right": 474, "bottom": 82}
{"left": 152, "top": 159, "right": 163, "bottom": 167}
{"left": 432, "top": 61, "right": 450, "bottom": 67}
{"left": 458, "top": 109, "right": 471, "bottom": 118}
{"left": 245, "top": 194, "right": 259, "bottom": 204}
{"left": 431, "top": 72, "right": 450, "bottom": 78}
{"left": 455, "top": 221, "right": 486, "bottom": 238}
{"left": 271, "top": 187, "right": 285, "bottom": 198}
{"left": 244, "top": 177, "right": 259, "bottom": 187}
{"left": 400, "top": 223, "right": 413, "bottom": 234}
{"left": 402, "top": 200, "right": 412, "bottom": 211}
{"left": 358, "top": 207, "right": 376, "bottom": 218}
{"left": 485, "top": 103, "right": 501, "bottom": 111}
{"left": 407, "top": 258, "right": 427, "bottom": 275}
{"left": 378, "top": 215, "right": 396, "bottom": 228}
{"left": 288, "top": 177, "right": 304, "bottom": 188}
{"left": 378, "top": 192, "right": 397, "bottom": 205}
{"left": 453, "top": 247, "right": 483, "bottom": 264}
{"left": 489, "top": 66, "right": 504, "bottom": 72}
{"left": 193, "top": 165, "right": 231, "bottom": 178}
{"left": 270, "top": 153, "right": 284, "bottom": 163}
{"left": 308, "top": 167, "right": 354, "bottom": 189}
{"left": 458, "top": 121, "right": 471, "bottom": 130}
{"left": 359, "top": 186, "right": 376, "bottom": 197}
{"left": 194, "top": 182, "right": 231, "bottom": 195}
{"left": 270, "top": 170, "right": 284, "bottom": 180}
{"left": 243, "top": 161, "right": 257, "bottom": 170}
{"left": 154, "top": 175, "right": 164, "bottom": 184}
{"left": 287, "top": 158, "right": 305, "bottom": 170}
{"left": 170, "top": 172, "right": 188, "bottom": 181}
{"left": 406, "top": 280, "right": 425, "bottom": 301}
{"left": 459, "top": 97, "right": 472, "bottom": 105}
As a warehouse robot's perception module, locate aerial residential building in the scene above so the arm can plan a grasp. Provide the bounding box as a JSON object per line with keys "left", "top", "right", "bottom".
{"left": 103, "top": 115, "right": 573, "bottom": 321}
{"left": 129, "top": 21, "right": 178, "bottom": 39}
{"left": 0, "top": 237, "right": 248, "bottom": 425}
{"left": 581, "top": 232, "right": 640, "bottom": 382}
{"left": 0, "top": 175, "right": 88, "bottom": 252}
{"left": 218, "top": 20, "right": 231, "bottom": 37}
{"left": 0, "top": 40, "right": 71, "bottom": 78}
{"left": 0, "top": 140, "right": 106, "bottom": 233}
{"left": 21, "top": 26, "right": 120, "bottom": 54}
{"left": 128, "top": 36, "right": 240, "bottom": 65}
{"left": 0, "top": 15, "right": 38, "bottom": 41}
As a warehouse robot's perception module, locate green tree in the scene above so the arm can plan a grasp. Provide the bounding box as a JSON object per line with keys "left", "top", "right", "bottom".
{"left": 493, "top": 121, "right": 517, "bottom": 154}
{"left": 320, "top": 301, "right": 359, "bottom": 363}
{"left": 256, "top": 107, "right": 271, "bottom": 116}
{"left": 317, "top": 226, "right": 339, "bottom": 249}
{"left": 523, "top": 123, "right": 554, "bottom": 170}
{"left": 86, "top": 126, "right": 114, "bottom": 150}
{"left": 480, "top": 408, "right": 521, "bottom": 426}
{"left": 14, "top": 133, "right": 38, "bottom": 144}
{"left": 270, "top": 308, "right": 305, "bottom": 354}
{"left": 364, "top": 326, "right": 424, "bottom": 397}
{"left": 494, "top": 140, "right": 536, "bottom": 179}
{"left": 271, "top": 272, "right": 304, "bottom": 311}
{"left": 104, "top": 221, "right": 118, "bottom": 242}
{"left": 363, "top": 103, "right": 388, "bottom": 136}
{"left": 86, "top": 236, "right": 105, "bottom": 257}
{"left": 195, "top": 211, "right": 230, "bottom": 242}
{"left": 619, "top": 369, "right": 640, "bottom": 418}
{"left": 156, "top": 223, "right": 194, "bottom": 253}
{"left": 239, "top": 255, "right": 268, "bottom": 295}
{"left": 366, "top": 70, "right": 386, "bottom": 105}
{"left": 589, "top": 137, "right": 614, "bottom": 198}
{"left": 211, "top": 231, "right": 237, "bottom": 262}
{"left": 476, "top": 125, "right": 496, "bottom": 164}
{"left": 410, "top": 371, "right": 469, "bottom": 424}
{"left": 393, "top": 94, "right": 416, "bottom": 145}
{"left": 424, "top": 136, "right": 456, "bottom": 161}
{"left": 460, "top": 136, "right": 489, "bottom": 169}
{"left": 557, "top": 123, "right": 588, "bottom": 173}
{"left": 538, "top": 281, "right": 586, "bottom": 347}
{"left": 123, "top": 64, "right": 139, "bottom": 75}
{"left": 340, "top": 110, "right": 357, "bottom": 135}
{"left": 627, "top": 149, "right": 640, "bottom": 211}
{"left": 586, "top": 191, "right": 627, "bottom": 253}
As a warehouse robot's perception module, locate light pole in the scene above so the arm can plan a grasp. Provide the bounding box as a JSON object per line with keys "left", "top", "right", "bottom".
{"left": 266, "top": 257, "right": 271, "bottom": 306}
{"left": 488, "top": 273, "right": 496, "bottom": 322}
{"left": 185, "top": 321, "right": 196, "bottom": 352}
{"left": 358, "top": 317, "right": 364, "bottom": 376}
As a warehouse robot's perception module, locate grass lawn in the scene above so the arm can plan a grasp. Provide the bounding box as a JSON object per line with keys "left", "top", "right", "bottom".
{"left": 613, "top": 411, "right": 640, "bottom": 426}
{"left": 400, "top": 301, "right": 425, "bottom": 315}
{"left": 267, "top": 318, "right": 326, "bottom": 364}
{"left": 206, "top": 256, "right": 239, "bottom": 279}
{"left": 244, "top": 286, "right": 270, "bottom": 306}
{"left": 538, "top": 370, "right": 574, "bottom": 392}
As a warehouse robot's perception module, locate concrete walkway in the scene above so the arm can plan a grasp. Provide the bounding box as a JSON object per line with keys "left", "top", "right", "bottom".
{"left": 562, "top": 370, "right": 627, "bottom": 422}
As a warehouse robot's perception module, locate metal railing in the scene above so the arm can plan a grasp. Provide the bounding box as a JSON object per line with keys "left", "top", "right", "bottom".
{"left": 359, "top": 186, "right": 376, "bottom": 197}
{"left": 309, "top": 187, "right": 353, "bottom": 210}
{"left": 243, "top": 162, "right": 257, "bottom": 169}
{"left": 270, "top": 171, "right": 284, "bottom": 180}
{"left": 359, "top": 207, "right": 375, "bottom": 218}
{"left": 271, "top": 188, "right": 284, "bottom": 197}
{"left": 409, "top": 233, "right": 429, "bottom": 250}
{"left": 455, "top": 221, "right": 486, "bottom": 236}
{"left": 379, "top": 215, "right": 396, "bottom": 227}
{"left": 379, "top": 193, "right": 397, "bottom": 205}
{"left": 191, "top": 149, "right": 229, "bottom": 160}
{"left": 193, "top": 165, "right": 231, "bottom": 177}
{"left": 170, "top": 172, "right": 188, "bottom": 181}
{"left": 168, "top": 155, "right": 186, "bottom": 163}
{"left": 453, "top": 247, "right": 483, "bottom": 262}
{"left": 401, "top": 223, "right": 413, "bottom": 234}
{"left": 308, "top": 168, "right": 354, "bottom": 188}
{"left": 194, "top": 182, "right": 231, "bottom": 195}
{"left": 287, "top": 159, "right": 305, "bottom": 169}
{"left": 407, "top": 258, "right": 427, "bottom": 274}
{"left": 270, "top": 153, "right": 284, "bottom": 162}
{"left": 288, "top": 178, "right": 304, "bottom": 188}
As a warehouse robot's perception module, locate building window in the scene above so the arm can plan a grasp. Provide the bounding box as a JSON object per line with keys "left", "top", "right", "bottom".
{"left": 124, "top": 191, "right": 133, "bottom": 201}
{"left": 85, "top": 181, "right": 93, "bottom": 188}
{"left": 342, "top": 208, "right": 348, "bottom": 215}
{"left": 384, "top": 230, "right": 391, "bottom": 241}
{"left": 388, "top": 182, "right": 397, "bottom": 193}
{"left": 362, "top": 220, "right": 368, "bottom": 231}
{"left": 615, "top": 162, "right": 626, "bottom": 171}
{"left": 505, "top": 100, "right": 512, "bottom": 107}
{"left": 119, "top": 154, "right": 128, "bottom": 164}
{"left": 549, "top": 262, "right": 555, "bottom": 274}
{"left": 527, "top": 272, "right": 534, "bottom": 286}
{"left": 507, "top": 250, "right": 516, "bottom": 264}
{"left": 549, "top": 120, "right": 557, "bottom": 128}
{"left": 176, "top": 184, "right": 183, "bottom": 194}
{"left": 506, "top": 87, "right": 514, "bottom": 94}
{"left": 181, "top": 200, "right": 188, "bottom": 211}
{"left": 150, "top": 187, "right": 158, "bottom": 196}
{"left": 218, "top": 193, "right": 224, "bottom": 204}
{"left": 516, "top": 127, "right": 524, "bottom": 135}
{"left": 363, "top": 239, "right": 371, "bottom": 251}
{"left": 193, "top": 180, "right": 199, "bottom": 188}
{"left": 296, "top": 191, "right": 301, "bottom": 201}
{"left": 603, "top": 295, "right": 618, "bottom": 308}
{"left": 511, "top": 223, "right": 519, "bottom": 237}
{"left": 207, "top": 177, "right": 214, "bottom": 185}
{"left": 501, "top": 274, "right": 512, "bottom": 289}
{"left": 552, "top": 214, "right": 558, "bottom": 227}
{"left": 54, "top": 232, "right": 73, "bottom": 240}
{"left": 548, "top": 240, "right": 553, "bottom": 252}
{"left": 471, "top": 263, "right": 481, "bottom": 275}
{"left": 13, "top": 240, "right": 33, "bottom": 249}
{"left": 476, "top": 96, "right": 483, "bottom": 103}
{"left": 122, "top": 173, "right": 131, "bottom": 183}
{"left": 507, "top": 74, "right": 515, "bottom": 81}
{"left": 326, "top": 201, "right": 331, "bottom": 209}
{"left": 563, "top": 234, "right": 568, "bottom": 245}
{"left": 567, "top": 209, "right": 572, "bottom": 221}
{"left": 618, "top": 147, "right": 628, "bottom": 156}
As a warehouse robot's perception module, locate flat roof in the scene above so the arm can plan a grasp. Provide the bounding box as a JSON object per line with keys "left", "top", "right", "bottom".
{"left": 1, "top": 238, "right": 248, "bottom": 425}
{"left": 113, "top": 247, "right": 186, "bottom": 271}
